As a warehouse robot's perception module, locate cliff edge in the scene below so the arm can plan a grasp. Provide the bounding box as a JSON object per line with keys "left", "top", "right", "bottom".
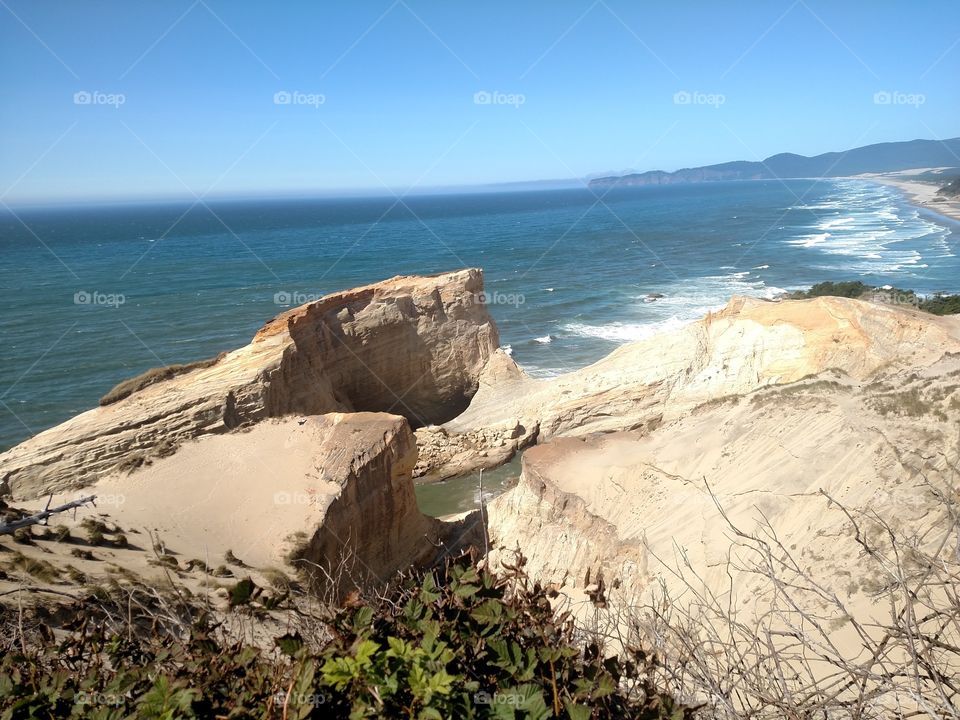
{"left": 1, "top": 269, "right": 498, "bottom": 499}
{"left": 417, "top": 294, "right": 960, "bottom": 479}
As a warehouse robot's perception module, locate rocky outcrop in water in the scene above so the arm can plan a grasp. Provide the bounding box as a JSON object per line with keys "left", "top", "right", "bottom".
{"left": 1, "top": 269, "right": 499, "bottom": 498}
{"left": 414, "top": 419, "right": 538, "bottom": 482}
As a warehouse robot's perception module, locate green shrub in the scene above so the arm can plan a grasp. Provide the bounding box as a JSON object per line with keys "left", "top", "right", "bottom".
{"left": 5, "top": 551, "right": 61, "bottom": 582}
{"left": 0, "top": 557, "right": 691, "bottom": 718}
{"left": 12, "top": 527, "right": 33, "bottom": 545}
{"left": 919, "top": 293, "right": 960, "bottom": 316}
{"left": 937, "top": 176, "right": 960, "bottom": 198}
{"left": 792, "top": 281, "right": 960, "bottom": 316}
{"left": 795, "top": 281, "right": 872, "bottom": 299}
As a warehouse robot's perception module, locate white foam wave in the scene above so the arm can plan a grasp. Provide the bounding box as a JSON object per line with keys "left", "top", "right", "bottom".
{"left": 563, "top": 316, "right": 689, "bottom": 343}
{"left": 784, "top": 180, "right": 953, "bottom": 276}
{"left": 819, "top": 217, "right": 855, "bottom": 230}
{"left": 787, "top": 232, "right": 831, "bottom": 248}
{"left": 522, "top": 365, "right": 566, "bottom": 379}
{"left": 761, "top": 285, "right": 788, "bottom": 299}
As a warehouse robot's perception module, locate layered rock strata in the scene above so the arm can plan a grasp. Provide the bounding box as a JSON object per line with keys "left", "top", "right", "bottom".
{"left": 418, "top": 295, "right": 960, "bottom": 479}
{"left": 1, "top": 269, "right": 498, "bottom": 498}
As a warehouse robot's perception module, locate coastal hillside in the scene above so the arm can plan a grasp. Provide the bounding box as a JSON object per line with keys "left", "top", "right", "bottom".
{"left": 416, "top": 292, "right": 960, "bottom": 479}
{"left": 940, "top": 176, "right": 960, "bottom": 198}
{"left": 485, "top": 361, "right": 960, "bottom": 715}
{"left": 487, "top": 354, "right": 960, "bottom": 619}
{"left": 6, "top": 1, "right": 959, "bottom": 715}
{"left": 3, "top": 270, "right": 959, "bottom": 717}
{"left": 589, "top": 136, "right": 960, "bottom": 187}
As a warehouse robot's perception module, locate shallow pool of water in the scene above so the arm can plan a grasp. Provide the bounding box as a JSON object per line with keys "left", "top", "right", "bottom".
{"left": 414, "top": 456, "right": 524, "bottom": 518}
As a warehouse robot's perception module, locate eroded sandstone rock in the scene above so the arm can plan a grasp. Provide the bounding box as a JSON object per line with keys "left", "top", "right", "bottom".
{"left": 437, "top": 294, "right": 960, "bottom": 448}
{"left": 486, "top": 354, "right": 960, "bottom": 612}
{"left": 8, "top": 412, "right": 474, "bottom": 602}
{"left": 1, "top": 269, "right": 499, "bottom": 498}
{"left": 413, "top": 418, "right": 538, "bottom": 482}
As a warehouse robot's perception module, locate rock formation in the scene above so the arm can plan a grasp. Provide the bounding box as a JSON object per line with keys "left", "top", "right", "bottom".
{"left": 485, "top": 347, "right": 960, "bottom": 614}
{"left": 6, "top": 268, "right": 960, "bottom": 613}
{"left": 1, "top": 412, "right": 478, "bottom": 603}
{"left": 0, "top": 269, "right": 499, "bottom": 498}
{"left": 416, "top": 294, "right": 960, "bottom": 479}
{"left": 414, "top": 419, "right": 538, "bottom": 483}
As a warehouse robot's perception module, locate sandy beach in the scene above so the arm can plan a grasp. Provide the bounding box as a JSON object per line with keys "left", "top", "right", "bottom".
{"left": 854, "top": 167, "right": 960, "bottom": 222}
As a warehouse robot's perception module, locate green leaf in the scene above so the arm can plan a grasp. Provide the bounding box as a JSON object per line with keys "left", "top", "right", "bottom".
{"left": 136, "top": 676, "right": 199, "bottom": 719}
{"left": 454, "top": 583, "right": 480, "bottom": 600}
{"left": 403, "top": 598, "right": 426, "bottom": 621}
{"left": 495, "top": 684, "right": 549, "bottom": 720}
{"left": 275, "top": 633, "right": 304, "bottom": 658}
{"left": 228, "top": 577, "right": 256, "bottom": 607}
{"left": 353, "top": 639, "right": 380, "bottom": 670}
{"left": 321, "top": 657, "right": 356, "bottom": 690}
{"left": 564, "top": 701, "right": 591, "bottom": 720}
{"left": 353, "top": 605, "right": 374, "bottom": 630}
{"left": 469, "top": 599, "right": 504, "bottom": 628}
{"left": 386, "top": 636, "right": 410, "bottom": 660}
{"left": 290, "top": 659, "right": 317, "bottom": 720}
{"left": 420, "top": 573, "right": 441, "bottom": 604}
{"left": 590, "top": 673, "right": 616, "bottom": 700}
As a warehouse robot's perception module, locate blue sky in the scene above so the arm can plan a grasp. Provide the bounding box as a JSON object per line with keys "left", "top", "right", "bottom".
{"left": 1, "top": 0, "right": 958, "bottom": 203}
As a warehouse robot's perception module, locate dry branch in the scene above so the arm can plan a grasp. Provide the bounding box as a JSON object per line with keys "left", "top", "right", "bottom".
{"left": 0, "top": 495, "right": 97, "bottom": 535}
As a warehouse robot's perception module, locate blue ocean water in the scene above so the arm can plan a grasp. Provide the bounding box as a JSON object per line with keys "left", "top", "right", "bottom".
{"left": 1, "top": 179, "right": 958, "bottom": 451}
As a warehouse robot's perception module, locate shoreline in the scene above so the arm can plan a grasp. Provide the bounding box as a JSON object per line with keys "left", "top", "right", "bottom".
{"left": 851, "top": 170, "right": 960, "bottom": 224}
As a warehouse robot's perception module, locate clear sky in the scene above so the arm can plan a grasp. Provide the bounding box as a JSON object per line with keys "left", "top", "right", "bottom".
{"left": 1, "top": 0, "right": 958, "bottom": 203}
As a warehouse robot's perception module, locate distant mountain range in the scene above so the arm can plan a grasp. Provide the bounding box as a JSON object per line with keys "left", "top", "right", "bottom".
{"left": 589, "top": 137, "right": 960, "bottom": 188}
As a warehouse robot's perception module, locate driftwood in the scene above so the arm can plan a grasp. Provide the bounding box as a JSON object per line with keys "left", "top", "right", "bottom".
{"left": 0, "top": 495, "right": 97, "bottom": 535}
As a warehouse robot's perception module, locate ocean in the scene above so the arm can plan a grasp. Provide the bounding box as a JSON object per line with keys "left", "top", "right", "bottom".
{"left": 1, "top": 178, "right": 958, "bottom": 453}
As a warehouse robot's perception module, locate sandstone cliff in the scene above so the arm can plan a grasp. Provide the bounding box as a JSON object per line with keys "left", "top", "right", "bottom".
{"left": 485, "top": 349, "right": 960, "bottom": 616}
{"left": 1, "top": 269, "right": 498, "bottom": 498}
{"left": 417, "top": 295, "right": 960, "bottom": 480}
{"left": 1, "top": 412, "right": 477, "bottom": 603}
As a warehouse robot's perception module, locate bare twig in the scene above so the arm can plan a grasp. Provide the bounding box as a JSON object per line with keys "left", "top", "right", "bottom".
{"left": 0, "top": 495, "right": 97, "bottom": 535}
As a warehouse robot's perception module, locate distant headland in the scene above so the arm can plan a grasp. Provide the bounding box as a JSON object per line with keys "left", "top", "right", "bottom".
{"left": 589, "top": 136, "right": 960, "bottom": 187}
